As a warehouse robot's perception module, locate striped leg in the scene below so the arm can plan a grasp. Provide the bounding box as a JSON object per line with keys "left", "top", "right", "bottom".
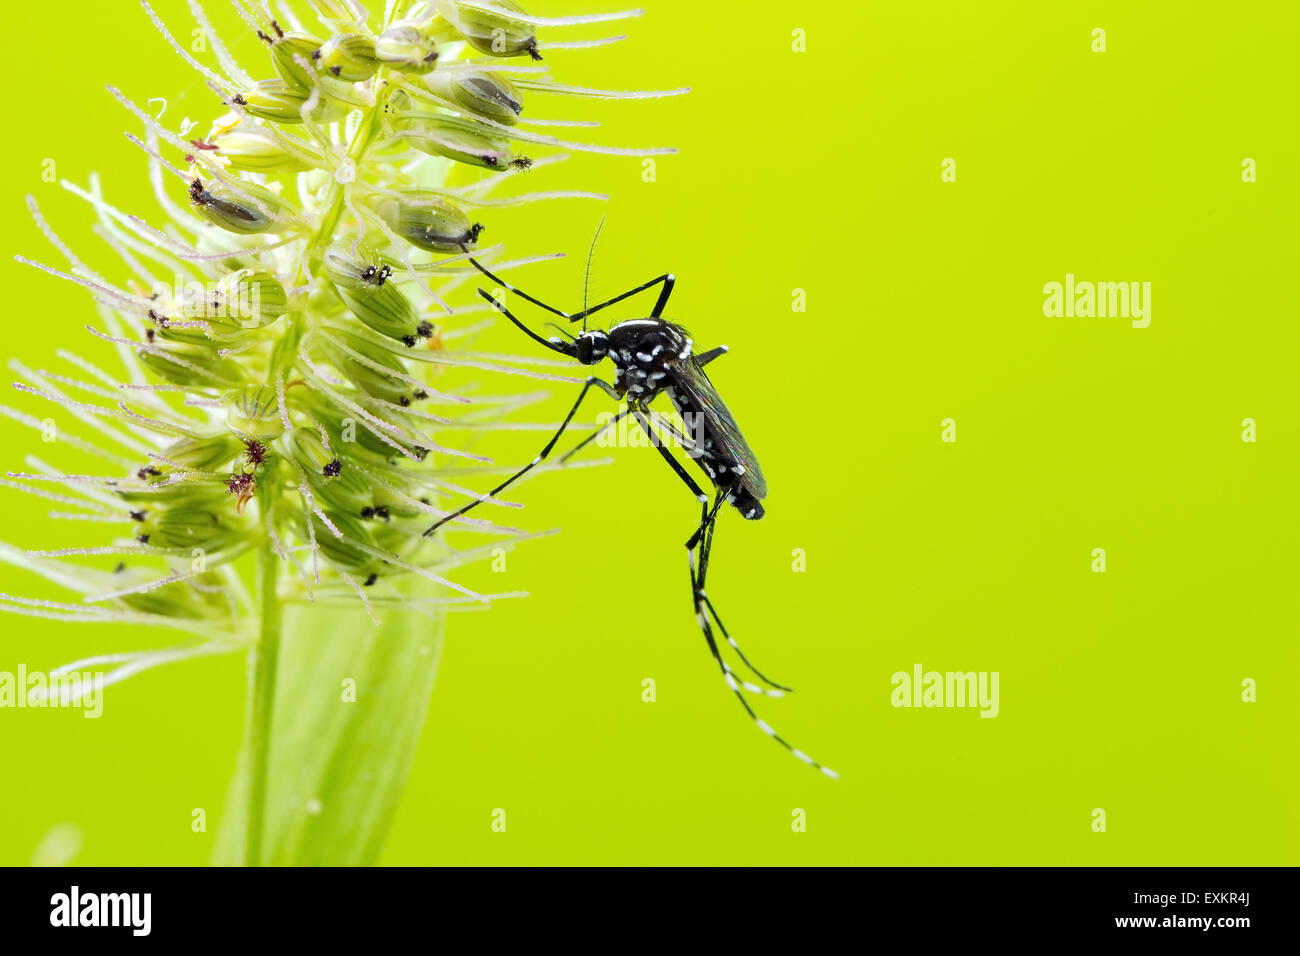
{"left": 423, "top": 376, "right": 619, "bottom": 536}
{"left": 686, "top": 487, "right": 792, "bottom": 694}
{"left": 632, "top": 413, "right": 836, "bottom": 778}
{"left": 461, "top": 249, "right": 676, "bottom": 324}
{"left": 557, "top": 407, "right": 630, "bottom": 465}
{"left": 688, "top": 513, "right": 838, "bottom": 779}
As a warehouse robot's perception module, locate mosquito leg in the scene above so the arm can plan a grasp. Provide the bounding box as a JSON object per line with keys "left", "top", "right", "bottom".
{"left": 698, "top": 506, "right": 716, "bottom": 580}
{"left": 476, "top": 288, "right": 570, "bottom": 356}
{"left": 686, "top": 486, "right": 730, "bottom": 553}
{"left": 717, "top": 652, "right": 837, "bottom": 778}
{"left": 647, "top": 411, "right": 699, "bottom": 457}
{"left": 700, "top": 591, "right": 792, "bottom": 694}
{"left": 630, "top": 413, "right": 828, "bottom": 773}
{"left": 633, "top": 404, "right": 712, "bottom": 581}
{"left": 689, "top": 504, "right": 792, "bottom": 694}
{"left": 424, "top": 376, "right": 618, "bottom": 536}
{"left": 557, "top": 407, "right": 630, "bottom": 464}
{"left": 632, "top": 409, "right": 709, "bottom": 508}
{"left": 572, "top": 273, "right": 674, "bottom": 322}
{"left": 686, "top": 517, "right": 777, "bottom": 698}
{"left": 688, "top": 521, "right": 835, "bottom": 777}
{"left": 630, "top": 419, "right": 776, "bottom": 682}
{"left": 633, "top": 412, "right": 788, "bottom": 693}
{"left": 694, "top": 345, "right": 728, "bottom": 367}
{"left": 461, "top": 246, "right": 676, "bottom": 324}
{"left": 463, "top": 249, "right": 570, "bottom": 319}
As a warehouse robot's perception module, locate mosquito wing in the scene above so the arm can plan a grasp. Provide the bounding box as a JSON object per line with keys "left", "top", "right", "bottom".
{"left": 664, "top": 355, "right": 767, "bottom": 501}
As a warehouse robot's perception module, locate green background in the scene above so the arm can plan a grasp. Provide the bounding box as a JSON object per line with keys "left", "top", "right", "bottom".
{"left": 1, "top": 0, "right": 1296, "bottom": 865}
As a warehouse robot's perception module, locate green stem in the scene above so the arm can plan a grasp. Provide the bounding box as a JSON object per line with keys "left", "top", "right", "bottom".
{"left": 239, "top": 82, "right": 390, "bottom": 868}
{"left": 306, "top": 80, "right": 391, "bottom": 266}
{"left": 243, "top": 539, "right": 283, "bottom": 866}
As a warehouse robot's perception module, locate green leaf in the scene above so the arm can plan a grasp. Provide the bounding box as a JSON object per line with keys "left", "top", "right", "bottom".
{"left": 213, "top": 599, "right": 444, "bottom": 865}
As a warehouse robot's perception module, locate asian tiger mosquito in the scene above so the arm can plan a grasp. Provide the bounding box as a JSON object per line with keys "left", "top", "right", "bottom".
{"left": 423, "top": 251, "right": 836, "bottom": 778}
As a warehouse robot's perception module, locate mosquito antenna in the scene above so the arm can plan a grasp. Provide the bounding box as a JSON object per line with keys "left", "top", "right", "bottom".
{"left": 545, "top": 321, "right": 577, "bottom": 341}
{"left": 581, "top": 217, "right": 606, "bottom": 329}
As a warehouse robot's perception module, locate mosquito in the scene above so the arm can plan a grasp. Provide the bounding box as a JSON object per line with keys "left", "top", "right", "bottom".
{"left": 424, "top": 252, "right": 836, "bottom": 778}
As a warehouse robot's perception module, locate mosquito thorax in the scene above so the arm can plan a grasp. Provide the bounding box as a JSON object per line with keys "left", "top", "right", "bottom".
{"left": 572, "top": 330, "right": 610, "bottom": 365}
{"left": 605, "top": 319, "right": 693, "bottom": 399}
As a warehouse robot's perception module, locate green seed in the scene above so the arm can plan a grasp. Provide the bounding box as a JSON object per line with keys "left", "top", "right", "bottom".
{"left": 139, "top": 338, "right": 245, "bottom": 388}
{"left": 373, "top": 188, "right": 483, "bottom": 254}
{"left": 430, "top": 68, "right": 523, "bottom": 125}
{"left": 156, "top": 435, "right": 244, "bottom": 473}
{"left": 140, "top": 505, "right": 244, "bottom": 552}
{"left": 225, "top": 385, "right": 286, "bottom": 440}
{"left": 302, "top": 509, "right": 381, "bottom": 578}
{"left": 239, "top": 80, "right": 314, "bottom": 125}
{"left": 270, "top": 32, "right": 323, "bottom": 91}
{"left": 286, "top": 428, "right": 372, "bottom": 513}
{"left": 396, "top": 113, "right": 530, "bottom": 171}
{"left": 303, "top": 390, "right": 430, "bottom": 460}
{"left": 318, "top": 33, "right": 380, "bottom": 82}
{"left": 321, "top": 328, "right": 423, "bottom": 405}
{"left": 120, "top": 569, "right": 232, "bottom": 619}
{"left": 322, "top": 244, "right": 432, "bottom": 346}
{"left": 375, "top": 23, "right": 439, "bottom": 74}
{"left": 118, "top": 479, "right": 230, "bottom": 507}
{"left": 212, "top": 269, "right": 290, "bottom": 330}
{"left": 189, "top": 178, "right": 292, "bottom": 235}
{"left": 213, "top": 128, "right": 319, "bottom": 173}
{"left": 436, "top": 0, "right": 541, "bottom": 60}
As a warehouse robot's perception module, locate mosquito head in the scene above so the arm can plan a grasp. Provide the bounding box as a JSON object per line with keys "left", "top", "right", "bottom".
{"left": 572, "top": 329, "right": 609, "bottom": 365}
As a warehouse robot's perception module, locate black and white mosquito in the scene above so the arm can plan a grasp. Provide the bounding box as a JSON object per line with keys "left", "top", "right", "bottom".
{"left": 424, "top": 251, "right": 836, "bottom": 778}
